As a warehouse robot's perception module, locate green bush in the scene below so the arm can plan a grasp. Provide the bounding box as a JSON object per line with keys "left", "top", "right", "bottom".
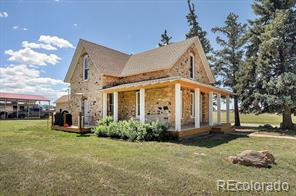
{"left": 93, "top": 117, "right": 169, "bottom": 141}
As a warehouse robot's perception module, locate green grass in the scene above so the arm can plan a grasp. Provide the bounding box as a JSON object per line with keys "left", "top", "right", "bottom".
{"left": 0, "top": 120, "right": 296, "bottom": 195}
{"left": 214, "top": 112, "right": 296, "bottom": 126}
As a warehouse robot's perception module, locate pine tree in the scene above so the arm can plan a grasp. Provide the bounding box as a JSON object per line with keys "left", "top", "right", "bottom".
{"left": 211, "top": 13, "right": 247, "bottom": 127}
{"left": 186, "top": 0, "right": 211, "bottom": 54}
{"left": 239, "top": 0, "right": 296, "bottom": 130}
{"left": 158, "top": 29, "right": 172, "bottom": 47}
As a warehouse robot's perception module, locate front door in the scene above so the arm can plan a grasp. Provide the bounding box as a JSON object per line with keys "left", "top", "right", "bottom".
{"left": 83, "top": 100, "right": 89, "bottom": 125}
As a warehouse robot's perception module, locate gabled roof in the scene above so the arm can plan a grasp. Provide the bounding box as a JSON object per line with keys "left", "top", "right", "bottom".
{"left": 64, "top": 37, "right": 215, "bottom": 83}
{"left": 55, "top": 95, "right": 69, "bottom": 104}
{"left": 65, "top": 39, "right": 130, "bottom": 82}
{"left": 0, "top": 92, "right": 49, "bottom": 101}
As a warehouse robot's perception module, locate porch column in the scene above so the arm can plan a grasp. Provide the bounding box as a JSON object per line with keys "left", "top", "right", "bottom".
{"left": 139, "top": 88, "right": 145, "bottom": 123}
{"left": 226, "top": 95, "right": 230, "bottom": 124}
{"left": 102, "top": 93, "right": 107, "bottom": 117}
{"left": 113, "top": 92, "right": 118, "bottom": 122}
{"left": 217, "top": 93, "right": 221, "bottom": 125}
{"left": 175, "top": 83, "right": 181, "bottom": 131}
{"left": 194, "top": 88, "right": 200, "bottom": 128}
{"left": 208, "top": 92, "right": 213, "bottom": 126}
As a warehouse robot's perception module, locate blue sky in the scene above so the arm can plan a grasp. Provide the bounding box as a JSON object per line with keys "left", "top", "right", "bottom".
{"left": 0, "top": 0, "right": 255, "bottom": 102}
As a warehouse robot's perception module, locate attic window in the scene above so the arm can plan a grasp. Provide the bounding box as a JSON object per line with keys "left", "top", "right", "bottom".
{"left": 189, "top": 54, "right": 194, "bottom": 79}
{"left": 83, "top": 55, "right": 89, "bottom": 81}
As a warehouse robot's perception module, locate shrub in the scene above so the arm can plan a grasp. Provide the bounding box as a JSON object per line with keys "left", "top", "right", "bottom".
{"left": 93, "top": 117, "right": 169, "bottom": 141}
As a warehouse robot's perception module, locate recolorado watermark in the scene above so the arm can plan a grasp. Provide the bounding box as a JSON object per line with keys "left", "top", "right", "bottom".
{"left": 217, "top": 180, "right": 289, "bottom": 192}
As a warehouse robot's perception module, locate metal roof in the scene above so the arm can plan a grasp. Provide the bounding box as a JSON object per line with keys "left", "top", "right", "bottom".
{"left": 0, "top": 92, "right": 50, "bottom": 101}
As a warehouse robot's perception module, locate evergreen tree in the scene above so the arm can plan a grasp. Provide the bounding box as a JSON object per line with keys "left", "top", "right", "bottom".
{"left": 212, "top": 13, "right": 247, "bottom": 127}
{"left": 186, "top": 0, "right": 211, "bottom": 54}
{"left": 238, "top": 0, "right": 296, "bottom": 129}
{"left": 158, "top": 29, "right": 172, "bottom": 47}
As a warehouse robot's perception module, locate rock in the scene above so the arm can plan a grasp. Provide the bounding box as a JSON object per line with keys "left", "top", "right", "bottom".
{"left": 228, "top": 150, "right": 275, "bottom": 168}
{"left": 227, "top": 156, "right": 238, "bottom": 164}
{"left": 259, "top": 150, "right": 275, "bottom": 164}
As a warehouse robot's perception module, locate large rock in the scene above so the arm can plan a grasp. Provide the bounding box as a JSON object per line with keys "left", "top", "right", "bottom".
{"left": 228, "top": 150, "right": 275, "bottom": 168}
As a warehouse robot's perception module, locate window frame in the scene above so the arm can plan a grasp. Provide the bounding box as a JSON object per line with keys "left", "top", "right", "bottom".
{"left": 136, "top": 91, "right": 140, "bottom": 118}
{"left": 107, "top": 93, "right": 114, "bottom": 116}
{"left": 189, "top": 53, "right": 195, "bottom": 79}
{"left": 83, "top": 55, "right": 89, "bottom": 81}
{"left": 190, "top": 91, "right": 195, "bottom": 118}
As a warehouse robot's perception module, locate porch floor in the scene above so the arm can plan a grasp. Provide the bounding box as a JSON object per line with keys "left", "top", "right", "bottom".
{"left": 51, "top": 125, "right": 93, "bottom": 134}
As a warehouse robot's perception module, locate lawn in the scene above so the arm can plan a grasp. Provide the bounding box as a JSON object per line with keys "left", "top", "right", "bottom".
{"left": 0, "top": 120, "right": 296, "bottom": 195}
{"left": 214, "top": 112, "right": 296, "bottom": 126}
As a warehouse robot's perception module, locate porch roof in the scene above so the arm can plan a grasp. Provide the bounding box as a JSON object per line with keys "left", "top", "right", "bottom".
{"left": 99, "top": 77, "right": 233, "bottom": 96}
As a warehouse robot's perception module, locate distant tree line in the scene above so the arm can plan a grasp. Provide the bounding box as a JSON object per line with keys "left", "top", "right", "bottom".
{"left": 158, "top": 0, "right": 296, "bottom": 130}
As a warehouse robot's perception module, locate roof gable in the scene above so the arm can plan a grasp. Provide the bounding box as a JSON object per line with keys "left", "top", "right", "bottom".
{"left": 64, "top": 39, "right": 130, "bottom": 82}
{"left": 64, "top": 37, "right": 215, "bottom": 83}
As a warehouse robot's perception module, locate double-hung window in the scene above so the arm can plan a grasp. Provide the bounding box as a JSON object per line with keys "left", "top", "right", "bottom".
{"left": 189, "top": 54, "right": 194, "bottom": 79}
{"left": 136, "top": 91, "right": 140, "bottom": 118}
{"left": 83, "top": 55, "right": 89, "bottom": 81}
{"left": 190, "top": 91, "right": 195, "bottom": 117}
{"left": 107, "top": 93, "right": 114, "bottom": 116}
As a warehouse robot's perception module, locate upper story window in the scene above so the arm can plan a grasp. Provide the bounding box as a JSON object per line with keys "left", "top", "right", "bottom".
{"left": 189, "top": 54, "right": 195, "bottom": 79}
{"left": 83, "top": 55, "right": 89, "bottom": 81}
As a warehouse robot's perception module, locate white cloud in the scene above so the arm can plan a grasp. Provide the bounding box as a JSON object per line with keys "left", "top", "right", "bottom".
{"left": 22, "top": 41, "right": 57, "bottom": 51}
{"left": 73, "top": 23, "right": 78, "bottom": 27}
{"left": 39, "top": 35, "right": 74, "bottom": 48}
{"left": 5, "top": 47, "right": 61, "bottom": 66}
{"left": 13, "top": 26, "right": 19, "bottom": 30}
{"left": 0, "top": 11, "right": 8, "bottom": 18}
{"left": 0, "top": 64, "right": 67, "bottom": 101}
{"left": 23, "top": 28, "right": 28, "bottom": 31}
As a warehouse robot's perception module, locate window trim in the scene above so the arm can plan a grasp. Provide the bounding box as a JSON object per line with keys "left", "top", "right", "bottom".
{"left": 189, "top": 53, "right": 195, "bottom": 79}
{"left": 136, "top": 91, "right": 140, "bottom": 118}
{"left": 83, "top": 55, "right": 89, "bottom": 81}
{"left": 190, "top": 91, "right": 195, "bottom": 118}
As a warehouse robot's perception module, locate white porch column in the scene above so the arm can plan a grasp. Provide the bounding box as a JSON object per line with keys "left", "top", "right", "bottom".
{"left": 217, "top": 93, "right": 221, "bottom": 125}
{"left": 208, "top": 92, "right": 213, "bottom": 126}
{"left": 194, "top": 88, "right": 200, "bottom": 128}
{"left": 139, "top": 88, "right": 145, "bottom": 123}
{"left": 102, "top": 93, "right": 107, "bottom": 117}
{"left": 226, "top": 95, "right": 230, "bottom": 124}
{"left": 113, "top": 92, "right": 118, "bottom": 122}
{"left": 175, "top": 83, "right": 181, "bottom": 131}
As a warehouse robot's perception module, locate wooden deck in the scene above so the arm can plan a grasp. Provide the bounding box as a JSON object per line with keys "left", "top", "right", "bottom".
{"left": 51, "top": 125, "right": 92, "bottom": 134}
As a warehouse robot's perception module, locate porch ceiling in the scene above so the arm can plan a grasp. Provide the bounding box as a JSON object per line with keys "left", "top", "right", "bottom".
{"left": 98, "top": 76, "right": 233, "bottom": 96}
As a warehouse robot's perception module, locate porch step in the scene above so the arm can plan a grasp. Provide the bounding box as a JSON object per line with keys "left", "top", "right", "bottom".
{"left": 211, "top": 124, "right": 234, "bottom": 133}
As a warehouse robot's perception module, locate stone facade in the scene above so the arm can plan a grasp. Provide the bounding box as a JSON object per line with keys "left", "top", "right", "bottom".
{"left": 69, "top": 48, "right": 102, "bottom": 125}
{"left": 68, "top": 44, "right": 211, "bottom": 128}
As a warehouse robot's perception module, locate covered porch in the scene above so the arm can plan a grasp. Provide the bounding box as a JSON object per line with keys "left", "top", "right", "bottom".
{"left": 100, "top": 77, "right": 233, "bottom": 138}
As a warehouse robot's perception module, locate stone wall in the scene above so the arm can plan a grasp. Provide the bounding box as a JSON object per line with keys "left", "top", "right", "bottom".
{"left": 118, "top": 91, "right": 136, "bottom": 120}
{"left": 169, "top": 45, "right": 210, "bottom": 84}
{"left": 69, "top": 48, "right": 102, "bottom": 125}
{"left": 102, "top": 70, "right": 170, "bottom": 87}
{"left": 117, "top": 86, "right": 175, "bottom": 128}
{"left": 181, "top": 87, "right": 195, "bottom": 126}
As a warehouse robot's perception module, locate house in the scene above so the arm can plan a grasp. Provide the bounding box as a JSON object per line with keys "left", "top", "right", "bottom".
{"left": 64, "top": 37, "right": 232, "bottom": 137}
{"left": 55, "top": 95, "right": 70, "bottom": 112}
